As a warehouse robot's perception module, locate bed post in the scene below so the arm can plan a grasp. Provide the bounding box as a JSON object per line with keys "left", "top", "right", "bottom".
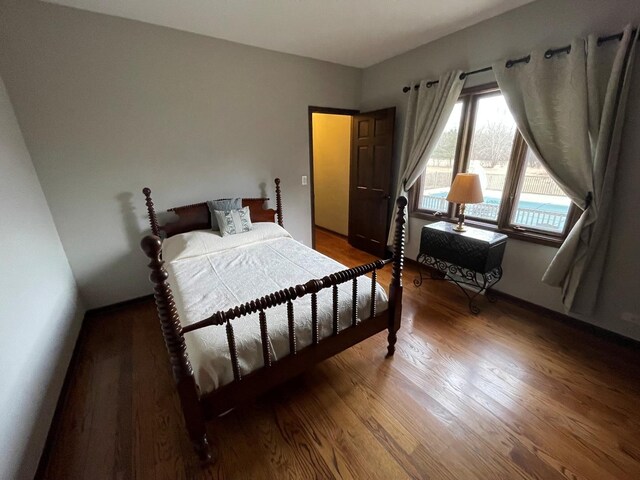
{"left": 142, "top": 187, "right": 160, "bottom": 237}
{"left": 275, "top": 178, "right": 283, "bottom": 227}
{"left": 387, "top": 196, "right": 407, "bottom": 357}
{"left": 140, "top": 235, "right": 212, "bottom": 463}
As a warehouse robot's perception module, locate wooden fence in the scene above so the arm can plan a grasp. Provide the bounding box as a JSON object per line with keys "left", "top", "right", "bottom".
{"left": 420, "top": 195, "right": 567, "bottom": 232}
{"left": 424, "top": 171, "right": 565, "bottom": 196}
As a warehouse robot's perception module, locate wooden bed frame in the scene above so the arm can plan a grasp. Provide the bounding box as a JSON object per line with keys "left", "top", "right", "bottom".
{"left": 140, "top": 178, "right": 407, "bottom": 463}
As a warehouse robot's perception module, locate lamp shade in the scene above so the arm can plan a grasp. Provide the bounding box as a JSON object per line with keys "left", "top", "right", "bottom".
{"left": 446, "top": 173, "right": 484, "bottom": 204}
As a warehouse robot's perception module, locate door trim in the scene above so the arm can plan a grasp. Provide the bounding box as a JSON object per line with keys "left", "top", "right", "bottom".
{"left": 308, "top": 106, "right": 359, "bottom": 249}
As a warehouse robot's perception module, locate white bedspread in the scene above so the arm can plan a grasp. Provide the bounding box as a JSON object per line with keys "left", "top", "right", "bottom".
{"left": 164, "top": 223, "right": 388, "bottom": 393}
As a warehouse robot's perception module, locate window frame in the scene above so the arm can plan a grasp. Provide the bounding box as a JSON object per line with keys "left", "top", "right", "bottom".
{"left": 410, "top": 83, "right": 578, "bottom": 247}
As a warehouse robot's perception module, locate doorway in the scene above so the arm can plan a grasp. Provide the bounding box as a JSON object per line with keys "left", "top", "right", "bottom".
{"left": 308, "top": 107, "right": 357, "bottom": 248}
{"left": 308, "top": 106, "right": 396, "bottom": 257}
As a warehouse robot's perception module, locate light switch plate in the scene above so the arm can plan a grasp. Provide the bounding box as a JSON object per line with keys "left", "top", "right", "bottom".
{"left": 302, "top": 175, "right": 308, "bottom": 186}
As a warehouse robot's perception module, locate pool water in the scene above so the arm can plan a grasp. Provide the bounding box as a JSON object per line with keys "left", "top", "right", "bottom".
{"left": 424, "top": 190, "right": 570, "bottom": 233}
{"left": 428, "top": 190, "right": 570, "bottom": 213}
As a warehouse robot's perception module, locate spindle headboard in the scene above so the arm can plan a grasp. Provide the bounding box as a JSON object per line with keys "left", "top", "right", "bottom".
{"left": 143, "top": 178, "right": 283, "bottom": 238}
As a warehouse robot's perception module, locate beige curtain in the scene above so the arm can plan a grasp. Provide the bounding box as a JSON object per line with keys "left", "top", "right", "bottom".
{"left": 388, "top": 71, "right": 465, "bottom": 245}
{"left": 493, "top": 25, "right": 638, "bottom": 313}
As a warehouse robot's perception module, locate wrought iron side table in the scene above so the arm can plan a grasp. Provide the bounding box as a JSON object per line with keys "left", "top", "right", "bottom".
{"left": 414, "top": 221, "right": 507, "bottom": 314}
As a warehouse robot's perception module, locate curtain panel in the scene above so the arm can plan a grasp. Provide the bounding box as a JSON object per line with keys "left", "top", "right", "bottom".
{"left": 388, "top": 71, "right": 465, "bottom": 245}
{"left": 493, "top": 25, "right": 638, "bottom": 313}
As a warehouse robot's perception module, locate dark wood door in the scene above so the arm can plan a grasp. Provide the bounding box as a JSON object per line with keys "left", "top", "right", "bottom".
{"left": 348, "top": 108, "right": 396, "bottom": 257}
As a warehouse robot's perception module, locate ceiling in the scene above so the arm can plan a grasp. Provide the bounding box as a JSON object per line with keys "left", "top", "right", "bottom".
{"left": 44, "top": 0, "right": 536, "bottom": 68}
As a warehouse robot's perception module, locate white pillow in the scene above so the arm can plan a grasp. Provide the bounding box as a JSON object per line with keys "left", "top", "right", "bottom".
{"left": 214, "top": 206, "right": 253, "bottom": 237}
{"left": 162, "top": 223, "right": 292, "bottom": 263}
{"left": 162, "top": 229, "right": 222, "bottom": 263}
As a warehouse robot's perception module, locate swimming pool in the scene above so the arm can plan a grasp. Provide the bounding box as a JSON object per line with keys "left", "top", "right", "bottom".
{"left": 421, "top": 190, "right": 570, "bottom": 232}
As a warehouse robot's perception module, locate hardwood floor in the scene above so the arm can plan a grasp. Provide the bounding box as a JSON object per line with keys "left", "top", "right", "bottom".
{"left": 42, "top": 228, "right": 640, "bottom": 479}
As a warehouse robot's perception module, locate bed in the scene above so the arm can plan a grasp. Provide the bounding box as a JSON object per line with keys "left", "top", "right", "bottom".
{"left": 140, "top": 178, "right": 407, "bottom": 463}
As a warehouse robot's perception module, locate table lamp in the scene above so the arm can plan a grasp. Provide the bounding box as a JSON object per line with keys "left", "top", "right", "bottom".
{"left": 446, "top": 173, "right": 484, "bottom": 232}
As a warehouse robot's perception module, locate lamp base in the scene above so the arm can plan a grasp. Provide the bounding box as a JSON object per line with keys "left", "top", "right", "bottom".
{"left": 454, "top": 203, "right": 467, "bottom": 232}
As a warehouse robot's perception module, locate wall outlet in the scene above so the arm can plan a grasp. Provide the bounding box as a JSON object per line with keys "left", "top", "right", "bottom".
{"left": 301, "top": 175, "right": 308, "bottom": 186}
{"left": 621, "top": 311, "right": 640, "bottom": 326}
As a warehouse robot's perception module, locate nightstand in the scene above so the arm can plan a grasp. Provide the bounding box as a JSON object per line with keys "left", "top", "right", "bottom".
{"left": 415, "top": 221, "right": 507, "bottom": 313}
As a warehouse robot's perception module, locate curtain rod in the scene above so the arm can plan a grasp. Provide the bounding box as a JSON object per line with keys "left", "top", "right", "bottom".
{"left": 402, "top": 28, "right": 636, "bottom": 93}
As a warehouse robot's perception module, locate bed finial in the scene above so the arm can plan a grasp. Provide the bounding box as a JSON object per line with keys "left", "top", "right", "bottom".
{"left": 387, "top": 196, "right": 407, "bottom": 357}
{"left": 143, "top": 187, "right": 160, "bottom": 237}
{"left": 274, "top": 178, "right": 283, "bottom": 227}
{"left": 140, "top": 234, "right": 212, "bottom": 463}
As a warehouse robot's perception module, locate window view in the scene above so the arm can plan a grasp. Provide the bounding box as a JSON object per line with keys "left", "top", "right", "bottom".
{"left": 464, "top": 93, "right": 517, "bottom": 222}
{"left": 419, "top": 102, "right": 463, "bottom": 213}
{"left": 414, "top": 84, "right": 575, "bottom": 242}
{"left": 510, "top": 149, "right": 571, "bottom": 233}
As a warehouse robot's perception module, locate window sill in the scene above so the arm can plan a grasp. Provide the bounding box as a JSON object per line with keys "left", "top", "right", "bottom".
{"left": 410, "top": 210, "right": 564, "bottom": 248}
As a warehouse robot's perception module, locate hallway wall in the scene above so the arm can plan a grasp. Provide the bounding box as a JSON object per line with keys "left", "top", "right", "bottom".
{"left": 312, "top": 113, "right": 352, "bottom": 236}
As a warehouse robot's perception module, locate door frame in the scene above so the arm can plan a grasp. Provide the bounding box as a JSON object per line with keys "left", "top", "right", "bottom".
{"left": 307, "top": 106, "right": 359, "bottom": 249}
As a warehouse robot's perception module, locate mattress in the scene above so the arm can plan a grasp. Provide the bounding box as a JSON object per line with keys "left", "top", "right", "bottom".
{"left": 163, "top": 223, "right": 389, "bottom": 393}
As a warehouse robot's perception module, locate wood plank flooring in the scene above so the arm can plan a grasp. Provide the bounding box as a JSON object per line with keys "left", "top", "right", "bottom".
{"left": 41, "top": 228, "right": 640, "bottom": 479}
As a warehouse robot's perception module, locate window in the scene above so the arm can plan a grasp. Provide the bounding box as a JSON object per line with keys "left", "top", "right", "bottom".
{"left": 464, "top": 93, "right": 517, "bottom": 223}
{"left": 510, "top": 149, "right": 572, "bottom": 234}
{"left": 413, "top": 84, "right": 575, "bottom": 244}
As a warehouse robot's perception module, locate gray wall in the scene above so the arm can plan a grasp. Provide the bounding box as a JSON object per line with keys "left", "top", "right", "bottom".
{"left": 361, "top": 0, "right": 640, "bottom": 339}
{"left": 0, "top": 0, "right": 361, "bottom": 308}
{"left": 0, "top": 73, "right": 84, "bottom": 480}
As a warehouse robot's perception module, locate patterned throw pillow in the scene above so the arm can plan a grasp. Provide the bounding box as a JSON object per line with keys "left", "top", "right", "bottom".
{"left": 207, "top": 198, "right": 242, "bottom": 231}
{"left": 214, "top": 206, "right": 253, "bottom": 236}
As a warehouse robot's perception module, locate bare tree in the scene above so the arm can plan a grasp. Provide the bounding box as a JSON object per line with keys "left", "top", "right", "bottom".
{"left": 470, "top": 121, "right": 515, "bottom": 168}
{"left": 431, "top": 128, "right": 458, "bottom": 167}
